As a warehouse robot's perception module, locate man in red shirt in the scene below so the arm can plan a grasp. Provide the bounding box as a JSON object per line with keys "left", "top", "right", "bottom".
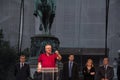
{"left": 38, "top": 44, "right": 62, "bottom": 68}
{"left": 36, "top": 44, "right": 62, "bottom": 80}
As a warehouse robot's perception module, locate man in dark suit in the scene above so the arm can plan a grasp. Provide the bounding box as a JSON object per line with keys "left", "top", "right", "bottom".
{"left": 97, "top": 57, "right": 114, "bottom": 80}
{"left": 117, "top": 65, "right": 120, "bottom": 80}
{"left": 14, "top": 55, "right": 30, "bottom": 80}
{"left": 62, "top": 54, "right": 79, "bottom": 80}
{"left": 117, "top": 53, "right": 120, "bottom": 80}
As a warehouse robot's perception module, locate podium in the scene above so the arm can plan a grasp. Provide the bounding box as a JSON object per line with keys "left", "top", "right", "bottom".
{"left": 41, "top": 67, "right": 59, "bottom": 80}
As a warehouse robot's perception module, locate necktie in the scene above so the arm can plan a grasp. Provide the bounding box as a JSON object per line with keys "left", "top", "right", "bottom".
{"left": 21, "top": 63, "right": 24, "bottom": 69}
{"left": 69, "top": 62, "right": 72, "bottom": 77}
{"left": 104, "top": 65, "right": 107, "bottom": 70}
{"left": 22, "top": 63, "right": 24, "bottom": 67}
{"left": 104, "top": 65, "right": 107, "bottom": 78}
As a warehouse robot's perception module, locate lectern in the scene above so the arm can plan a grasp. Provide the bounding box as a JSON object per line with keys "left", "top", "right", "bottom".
{"left": 41, "top": 67, "right": 58, "bottom": 80}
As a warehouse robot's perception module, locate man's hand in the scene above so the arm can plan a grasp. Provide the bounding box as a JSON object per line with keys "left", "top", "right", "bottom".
{"left": 90, "top": 72, "right": 95, "bottom": 75}
{"left": 101, "top": 78, "right": 105, "bottom": 80}
{"left": 101, "top": 78, "right": 108, "bottom": 80}
{"left": 55, "top": 50, "right": 59, "bottom": 55}
{"left": 55, "top": 50, "right": 62, "bottom": 60}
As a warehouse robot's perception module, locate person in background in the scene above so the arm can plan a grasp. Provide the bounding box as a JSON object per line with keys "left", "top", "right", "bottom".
{"left": 14, "top": 55, "right": 30, "bottom": 80}
{"left": 117, "top": 64, "right": 120, "bottom": 80}
{"left": 117, "top": 53, "right": 120, "bottom": 80}
{"left": 97, "top": 57, "right": 114, "bottom": 80}
{"left": 82, "top": 59, "right": 95, "bottom": 80}
{"left": 62, "top": 54, "right": 79, "bottom": 80}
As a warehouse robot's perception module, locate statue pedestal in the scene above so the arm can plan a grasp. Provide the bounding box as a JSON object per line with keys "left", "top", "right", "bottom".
{"left": 29, "top": 34, "right": 60, "bottom": 65}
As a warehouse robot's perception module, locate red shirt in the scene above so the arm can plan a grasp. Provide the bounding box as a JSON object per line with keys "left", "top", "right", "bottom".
{"left": 38, "top": 53, "right": 58, "bottom": 68}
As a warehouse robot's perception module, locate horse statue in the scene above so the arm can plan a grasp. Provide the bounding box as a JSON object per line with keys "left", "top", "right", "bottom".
{"left": 34, "top": 0, "right": 56, "bottom": 35}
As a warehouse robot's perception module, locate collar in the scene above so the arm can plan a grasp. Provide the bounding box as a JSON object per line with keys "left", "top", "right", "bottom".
{"left": 20, "top": 62, "right": 25, "bottom": 65}
{"left": 104, "top": 64, "right": 108, "bottom": 67}
{"left": 45, "top": 53, "right": 53, "bottom": 56}
{"left": 69, "top": 61, "right": 73, "bottom": 63}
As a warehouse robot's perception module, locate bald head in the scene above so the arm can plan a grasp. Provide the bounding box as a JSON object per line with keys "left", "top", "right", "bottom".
{"left": 45, "top": 44, "right": 52, "bottom": 54}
